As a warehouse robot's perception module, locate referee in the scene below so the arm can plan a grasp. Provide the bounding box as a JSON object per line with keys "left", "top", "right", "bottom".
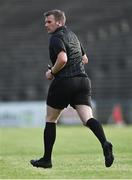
{"left": 30, "top": 9, "right": 114, "bottom": 168}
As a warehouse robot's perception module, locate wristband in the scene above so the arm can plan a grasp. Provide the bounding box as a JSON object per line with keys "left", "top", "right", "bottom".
{"left": 51, "top": 68, "right": 55, "bottom": 76}
{"left": 48, "top": 65, "right": 55, "bottom": 76}
{"left": 48, "top": 64, "right": 54, "bottom": 76}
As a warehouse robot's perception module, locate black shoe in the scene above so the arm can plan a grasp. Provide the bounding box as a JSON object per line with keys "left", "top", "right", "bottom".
{"left": 30, "top": 157, "right": 52, "bottom": 168}
{"left": 103, "top": 141, "right": 114, "bottom": 167}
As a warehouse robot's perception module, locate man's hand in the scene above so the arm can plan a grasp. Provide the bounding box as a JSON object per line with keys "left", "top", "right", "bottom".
{"left": 45, "top": 69, "right": 54, "bottom": 80}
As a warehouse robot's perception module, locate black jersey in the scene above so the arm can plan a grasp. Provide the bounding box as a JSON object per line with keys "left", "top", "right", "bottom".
{"left": 49, "top": 26, "right": 87, "bottom": 78}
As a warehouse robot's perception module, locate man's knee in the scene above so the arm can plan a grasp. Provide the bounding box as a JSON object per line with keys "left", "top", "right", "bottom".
{"left": 46, "top": 105, "right": 62, "bottom": 123}
{"left": 75, "top": 105, "right": 93, "bottom": 124}
{"left": 46, "top": 114, "right": 59, "bottom": 123}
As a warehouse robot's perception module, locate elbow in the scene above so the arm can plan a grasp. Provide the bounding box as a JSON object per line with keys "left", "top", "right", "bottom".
{"left": 59, "top": 52, "right": 68, "bottom": 65}
{"left": 62, "top": 57, "right": 67, "bottom": 64}
{"left": 82, "top": 56, "right": 88, "bottom": 64}
{"left": 82, "top": 54, "right": 88, "bottom": 64}
{"left": 60, "top": 53, "right": 67, "bottom": 65}
{"left": 84, "top": 58, "right": 88, "bottom": 64}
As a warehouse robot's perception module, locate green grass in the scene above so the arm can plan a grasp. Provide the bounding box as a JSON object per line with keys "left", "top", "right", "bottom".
{"left": 0, "top": 125, "right": 132, "bottom": 179}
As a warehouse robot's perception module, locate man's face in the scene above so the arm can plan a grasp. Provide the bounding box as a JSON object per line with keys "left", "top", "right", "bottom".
{"left": 45, "top": 15, "right": 60, "bottom": 33}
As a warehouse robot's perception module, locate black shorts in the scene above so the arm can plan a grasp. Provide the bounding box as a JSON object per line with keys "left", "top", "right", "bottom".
{"left": 47, "top": 76, "right": 92, "bottom": 109}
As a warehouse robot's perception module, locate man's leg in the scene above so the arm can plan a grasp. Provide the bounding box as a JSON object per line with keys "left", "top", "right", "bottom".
{"left": 75, "top": 105, "right": 114, "bottom": 167}
{"left": 30, "top": 105, "right": 62, "bottom": 168}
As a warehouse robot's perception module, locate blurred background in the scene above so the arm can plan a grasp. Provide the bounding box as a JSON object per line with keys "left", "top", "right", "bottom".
{"left": 0, "top": 0, "right": 132, "bottom": 127}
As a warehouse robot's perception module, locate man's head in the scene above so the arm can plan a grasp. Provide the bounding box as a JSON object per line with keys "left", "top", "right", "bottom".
{"left": 44, "top": 9, "right": 66, "bottom": 33}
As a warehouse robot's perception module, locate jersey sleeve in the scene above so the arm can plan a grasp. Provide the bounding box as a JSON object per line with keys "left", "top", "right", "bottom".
{"left": 50, "top": 36, "right": 66, "bottom": 57}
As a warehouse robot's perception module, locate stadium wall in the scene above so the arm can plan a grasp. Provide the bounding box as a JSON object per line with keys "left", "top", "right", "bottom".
{"left": 0, "top": 0, "right": 132, "bottom": 124}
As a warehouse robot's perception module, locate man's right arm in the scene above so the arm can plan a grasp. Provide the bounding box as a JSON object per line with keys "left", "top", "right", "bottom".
{"left": 51, "top": 51, "right": 67, "bottom": 75}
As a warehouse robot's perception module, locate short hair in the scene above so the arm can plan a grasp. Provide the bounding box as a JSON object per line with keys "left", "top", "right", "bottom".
{"left": 44, "top": 9, "right": 66, "bottom": 25}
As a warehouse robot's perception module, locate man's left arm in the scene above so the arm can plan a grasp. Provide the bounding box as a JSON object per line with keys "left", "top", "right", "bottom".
{"left": 80, "top": 43, "right": 88, "bottom": 64}
{"left": 82, "top": 54, "right": 88, "bottom": 64}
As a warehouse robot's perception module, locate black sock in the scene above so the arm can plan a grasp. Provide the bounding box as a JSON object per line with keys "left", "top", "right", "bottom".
{"left": 86, "top": 118, "right": 107, "bottom": 146}
{"left": 43, "top": 122, "right": 56, "bottom": 161}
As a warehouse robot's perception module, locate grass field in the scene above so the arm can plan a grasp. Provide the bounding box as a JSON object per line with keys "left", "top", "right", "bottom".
{"left": 0, "top": 125, "right": 132, "bottom": 179}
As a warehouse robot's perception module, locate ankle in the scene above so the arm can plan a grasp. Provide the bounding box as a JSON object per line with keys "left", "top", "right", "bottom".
{"left": 43, "top": 156, "right": 51, "bottom": 162}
